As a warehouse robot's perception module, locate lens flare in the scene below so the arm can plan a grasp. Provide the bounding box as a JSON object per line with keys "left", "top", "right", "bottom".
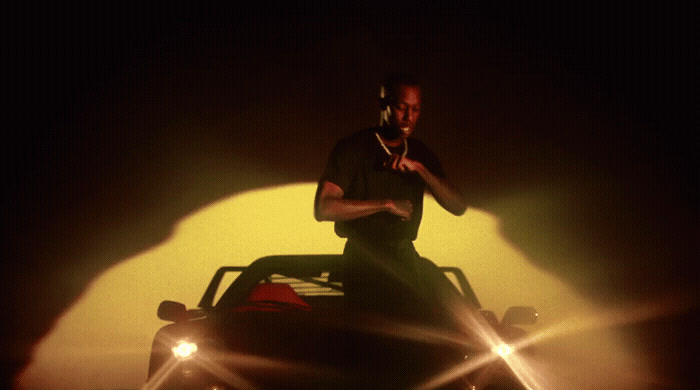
{"left": 492, "top": 344, "right": 513, "bottom": 357}
{"left": 171, "top": 341, "right": 198, "bottom": 359}
{"left": 416, "top": 289, "right": 697, "bottom": 390}
{"left": 142, "top": 341, "right": 348, "bottom": 390}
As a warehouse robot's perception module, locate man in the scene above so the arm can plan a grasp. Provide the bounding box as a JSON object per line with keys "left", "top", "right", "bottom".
{"left": 315, "top": 73, "right": 466, "bottom": 319}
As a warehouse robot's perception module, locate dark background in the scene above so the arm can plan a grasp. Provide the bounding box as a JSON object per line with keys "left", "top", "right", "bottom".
{"left": 4, "top": 2, "right": 697, "bottom": 388}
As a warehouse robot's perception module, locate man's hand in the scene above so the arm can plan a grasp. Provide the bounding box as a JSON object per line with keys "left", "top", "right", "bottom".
{"left": 315, "top": 181, "right": 414, "bottom": 222}
{"left": 384, "top": 154, "right": 467, "bottom": 216}
{"left": 388, "top": 199, "right": 413, "bottom": 220}
{"left": 385, "top": 154, "right": 422, "bottom": 173}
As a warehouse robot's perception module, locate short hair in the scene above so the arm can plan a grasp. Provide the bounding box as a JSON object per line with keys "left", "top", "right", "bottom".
{"left": 379, "top": 72, "right": 420, "bottom": 105}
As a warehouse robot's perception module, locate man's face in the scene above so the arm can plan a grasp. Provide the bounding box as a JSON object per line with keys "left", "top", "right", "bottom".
{"left": 387, "top": 85, "right": 421, "bottom": 138}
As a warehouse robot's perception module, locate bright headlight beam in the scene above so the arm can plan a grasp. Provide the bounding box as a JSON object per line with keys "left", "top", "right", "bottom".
{"left": 172, "top": 341, "right": 198, "bottom": 359}
{"left": 492, "top": 343, "right": 514, "bottom": 357}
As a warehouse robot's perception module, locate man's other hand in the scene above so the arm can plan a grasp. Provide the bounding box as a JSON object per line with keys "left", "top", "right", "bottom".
{"left": 388, "top": 199, "right": 413, "bottom": 220}
{"left": 386, "top": 154, "right": 422, "bottom": 173}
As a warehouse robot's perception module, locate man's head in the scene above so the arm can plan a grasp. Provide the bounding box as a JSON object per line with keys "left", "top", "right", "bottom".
{"left": 379, "top": 72, "right": 422, "bottom": 140}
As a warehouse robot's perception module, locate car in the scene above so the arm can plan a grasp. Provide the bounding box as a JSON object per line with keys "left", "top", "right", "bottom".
{"left": 145, "top": 255, "right": 538, "bottom": 389}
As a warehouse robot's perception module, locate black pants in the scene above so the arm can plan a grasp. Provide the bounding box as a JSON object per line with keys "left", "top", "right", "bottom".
{"left": 342, "top": 239, "right": 456, "bottom": 322}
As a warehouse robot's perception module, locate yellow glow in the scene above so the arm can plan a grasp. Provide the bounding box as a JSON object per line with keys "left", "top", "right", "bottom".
{"left": 17, "top": 183, "right": 659, "bottom": 389}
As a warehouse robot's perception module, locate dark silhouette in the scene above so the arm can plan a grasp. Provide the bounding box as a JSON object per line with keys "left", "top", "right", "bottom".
{"left": 315, "top": 73, "right": 467, "bottom": 319}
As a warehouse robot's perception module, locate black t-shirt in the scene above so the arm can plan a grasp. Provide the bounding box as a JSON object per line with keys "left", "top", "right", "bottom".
{"left": 319, "top": 128, "right": 446, "bottom": 241}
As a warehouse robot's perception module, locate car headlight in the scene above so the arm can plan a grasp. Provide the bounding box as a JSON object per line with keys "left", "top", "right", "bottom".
{"left": 491, "top": 343, "right": 513, "bottom": 357}
{"left": 172, "top": 340, "right": 198, "bottom": 359}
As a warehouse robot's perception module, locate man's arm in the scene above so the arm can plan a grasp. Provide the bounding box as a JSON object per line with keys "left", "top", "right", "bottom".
{"left": 390, "top": 155, "right": 467, "bottom": 216}
{"left": 314, "top": 181, "right": 413, "bottom": 221}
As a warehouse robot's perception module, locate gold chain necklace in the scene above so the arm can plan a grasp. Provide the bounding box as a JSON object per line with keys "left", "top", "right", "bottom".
{"left": 375, "top": 132, "right": 408, "bottom": 157}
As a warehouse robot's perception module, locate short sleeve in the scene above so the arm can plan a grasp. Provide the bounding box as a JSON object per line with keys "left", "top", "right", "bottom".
{"left": 319, "top": 137, "right": 356, "bottom": 193}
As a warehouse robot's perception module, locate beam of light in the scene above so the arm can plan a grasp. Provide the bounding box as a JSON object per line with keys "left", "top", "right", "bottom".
{"left": 521, "top": 290, "right": 697, "bottom": 350}
{"left": 141, "top": 332, "right": 260, "bottom": 390}
{"left": 189, "top": 352, "right": 259, "bottom": 390}
{"left": 15, "top": 183, "right": 679, "bottom": 389}
{"left": 142, "top": 328, "right": 348, "bottom": 390}
{"left": 141, "top": 357, "right": 180, "bottom": 390}
{"left": 140, "top": 351, "right": 258, "bottom": 390}
{"left": 331, "top": 313, "right": 480, "bottom": 349}
{"left": 411, "top": 292, "right": 545, "bottom": 390}
{"left": 416, "top": 350, "right": 503, "bottom": 390}
{"left": 203, "top": 350, "right": 342, "bottom": 376}
{"left": 417, "top": 289, "right": 697, "bottom": 390}
{"left": 316, "top": 310, "right": 543, "bottom": 389}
